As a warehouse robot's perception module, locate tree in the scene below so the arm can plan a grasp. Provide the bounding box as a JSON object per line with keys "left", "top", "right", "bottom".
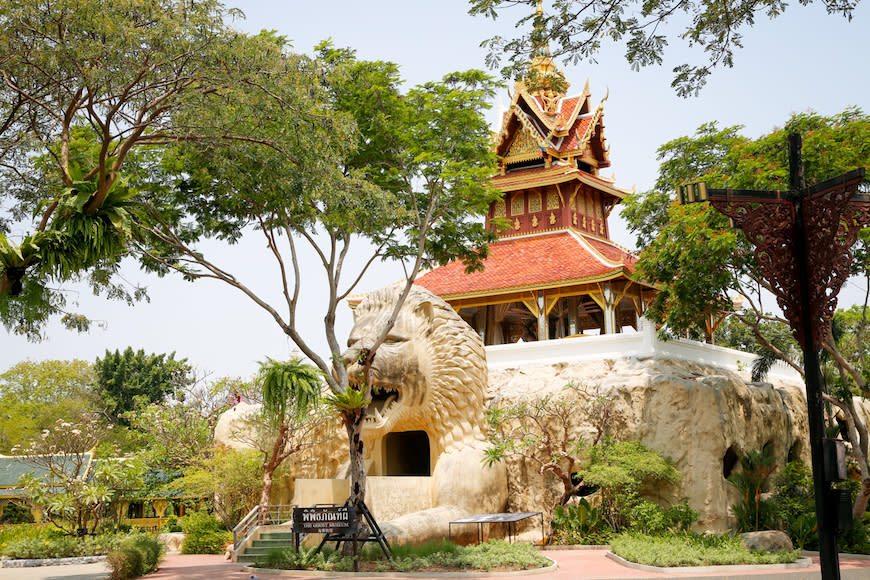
{"left": 0, "top": 359, "right": 99, "bottom": 451}
{"left": 13, "top": 414, "right": 144, "bottom": 535}
{"left": 622, "top": 107, "right": 870, "bottom": 518}
{"left": 252, "top": 358, "right": 330, "bottom": 516}
{"left": 484, "top": 382, "right": 615, "bottom": 511}
{"left": 134, "top": 43, "right": 501, "bottom": 512}
{"left": 124, "top": 375, "right": 235, "bottom": 472}
{"left": 580, "top": 440, "right": 680, "bottom": 533}
{"left": 165, "top": 446, "right": 263, "bottom": 528}
{"left": 95, "top": 348, "right": 193, "bottom": 425}
{"left": 468, "top": 0, "right": 861, "bottom": 96}
{"left": 0, "top": 0, "right": 251, "bottom": 337}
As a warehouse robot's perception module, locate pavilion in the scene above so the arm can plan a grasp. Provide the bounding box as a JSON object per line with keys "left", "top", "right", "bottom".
{"left": 415, "top": 15, "right": 655, "bottom": 345}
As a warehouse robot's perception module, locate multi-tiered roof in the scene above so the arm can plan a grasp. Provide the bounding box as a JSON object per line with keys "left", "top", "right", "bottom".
{"left": 415, "top": 4, "right": 653, "bottom": 344}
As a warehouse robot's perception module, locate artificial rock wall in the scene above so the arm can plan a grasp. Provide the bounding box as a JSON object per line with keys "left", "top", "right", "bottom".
{"left": 216, "top": 355, "right": 837, "bottom": 532}
{"left": 489, "top": 355, "right": 810, "bottom": 531}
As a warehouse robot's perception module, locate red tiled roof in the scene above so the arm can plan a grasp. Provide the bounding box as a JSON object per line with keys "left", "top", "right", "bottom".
{"left": 415, "top": 230, "right": 637, "bottom": 299}
{"left": 557, "top": 115, "right": 592, "bottom": 153}
{"left": 556, "top": 96, "right": 582, "bottom": 128}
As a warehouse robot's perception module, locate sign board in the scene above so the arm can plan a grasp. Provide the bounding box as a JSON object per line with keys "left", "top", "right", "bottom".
{"left": 293, "top": 505, "right": 357, "bottom": 535}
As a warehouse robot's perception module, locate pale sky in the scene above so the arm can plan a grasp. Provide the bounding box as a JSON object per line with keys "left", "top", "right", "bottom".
{"left": 3, "top": 0, "right": 869, "bottom": 380}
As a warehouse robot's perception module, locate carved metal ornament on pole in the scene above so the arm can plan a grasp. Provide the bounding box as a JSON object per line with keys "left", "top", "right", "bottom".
{"left": 680, "top": 165, "right": 867, "bottom": 351}
{"left": 679, "top": 134, "right": 868, "bottom": 580}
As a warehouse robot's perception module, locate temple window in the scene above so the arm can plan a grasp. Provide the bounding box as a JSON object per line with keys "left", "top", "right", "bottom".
{"left": 547, "top": 191, "right": 560, "bottom": 210}
{"left": 494, "top": 200, "right": 506, "bottom": 218}
{"left": 529, "top": 191, "right": 542, "bottom": 213}
{"left": 511, "top": 193, "right": 524, "bottom": 216}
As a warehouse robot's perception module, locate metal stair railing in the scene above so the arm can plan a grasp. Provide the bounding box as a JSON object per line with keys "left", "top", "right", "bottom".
{"left": 232, "top": 504, "right": 296, "bottom": 552}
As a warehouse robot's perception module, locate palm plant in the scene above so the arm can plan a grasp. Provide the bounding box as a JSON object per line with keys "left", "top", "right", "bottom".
{"left": 255, "top": 358, "right": 324, "bottom": 517}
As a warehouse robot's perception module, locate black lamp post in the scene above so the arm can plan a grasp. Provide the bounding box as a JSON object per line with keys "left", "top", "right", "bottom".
{"left": 679, "top": 133, "right": 867, "bottom": 580}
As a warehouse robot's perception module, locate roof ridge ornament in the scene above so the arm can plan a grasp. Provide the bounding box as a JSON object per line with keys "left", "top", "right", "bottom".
{"left": 525, "top": 0, "right": 568, "bottom": 115}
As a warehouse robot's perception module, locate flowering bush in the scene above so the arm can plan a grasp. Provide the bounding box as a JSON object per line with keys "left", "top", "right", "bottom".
{"left": 0, "top": 531, "right": 124, "bottom": 559}
{"left": 13, "top": 414, "right": 145, "bottom": 535}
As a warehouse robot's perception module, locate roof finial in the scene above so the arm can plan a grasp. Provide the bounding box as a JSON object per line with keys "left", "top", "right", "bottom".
{"left": 526, "top": 0, "right": 569, "bottom": 114}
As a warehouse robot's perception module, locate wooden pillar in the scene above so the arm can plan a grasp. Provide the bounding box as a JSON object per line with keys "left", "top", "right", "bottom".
{"left": 476, "top": 305, "right": 487, "bottom": 343}
{"left": 602, "top": 282, "right": 617, "bottom": 335}
{"left": 537, "top": 291, "right": 547, "bottom": 341}
{"left": 567, "top": 296, "right": 577, "bottom": 336}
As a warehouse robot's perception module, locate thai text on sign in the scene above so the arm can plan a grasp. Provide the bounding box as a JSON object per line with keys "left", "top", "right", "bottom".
{"left": 292, "top": 505, "right": 357, "bottom": 535}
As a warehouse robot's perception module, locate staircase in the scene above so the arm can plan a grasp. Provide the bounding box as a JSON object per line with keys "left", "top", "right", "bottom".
{"left": 231, "top": 504, "right": 295, "bottom": 563}
{"left": 236, "top": 530, "right": 296, "bottom": 564}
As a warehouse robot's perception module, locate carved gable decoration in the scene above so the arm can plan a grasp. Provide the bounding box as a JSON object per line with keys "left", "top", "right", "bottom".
{"left": 504, "top": 126, "right": 543, "bottom": 165}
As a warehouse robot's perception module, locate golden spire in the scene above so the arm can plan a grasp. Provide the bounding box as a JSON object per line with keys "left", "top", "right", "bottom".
{"left": 526, "top": 0, "right": 568, "bottom": 115}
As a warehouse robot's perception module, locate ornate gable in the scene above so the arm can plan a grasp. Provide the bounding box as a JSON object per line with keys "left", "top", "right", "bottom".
{"left": 504, "top": 126, "right": 544, "bottom": 165}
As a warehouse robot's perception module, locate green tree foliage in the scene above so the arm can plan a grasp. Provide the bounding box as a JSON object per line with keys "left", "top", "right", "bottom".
{"left": 469, "top": 0, "right": 861, "bottom": 96}
{"left": 166, "top": 447, "right": 263, "bottom": 529}
{"left": 13, "top": 414, "right": 145, "bottom": 535}
{"left": 580, "top": 440, "right": 681, "bottom": 533}
{"left": 0, "top": 0, "right": 240, "bottom": 335}
{"left": 134, "top": 42, "right": 501, "bottom": 509}
{"left": 727, "top": 447, "right": 777, "bottom": 532}
{"left": 95, "top": 348, "right": 192, "bottom": 425}
{"left": 252, "top": 358, "right": 328, "bottom": 513}
{"left": 623, "top": 108, "right": 870, "bottom": 346}
{"left": 624, "top": 108, "right": 870, "bottom": 519}
{"left": 124, "top": 376, "right": 234, "bottom": 473}
{"left": 0, "top": 359, "right": 99, "bottom": 452}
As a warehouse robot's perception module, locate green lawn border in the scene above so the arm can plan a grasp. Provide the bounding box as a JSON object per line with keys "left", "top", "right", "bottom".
{"left": 605, "top": 551, "right": 813, "bottom": 574}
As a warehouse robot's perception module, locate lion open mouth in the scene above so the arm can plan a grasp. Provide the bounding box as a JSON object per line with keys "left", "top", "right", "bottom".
{"left": 367, "top": 386, "right": 400, "bottom": 427}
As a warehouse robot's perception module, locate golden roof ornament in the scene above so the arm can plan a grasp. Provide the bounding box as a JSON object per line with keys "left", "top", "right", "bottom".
{"left": 526, "top": 0, "right": 568, "bottom": 115}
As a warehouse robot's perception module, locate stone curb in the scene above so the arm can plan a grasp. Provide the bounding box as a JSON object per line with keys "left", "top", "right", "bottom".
{"left": 604, "top": 551, "right": 813, "bottom": 574}
{"left": 540, "top": 544, "right": 609, "bottom": 551}
{"left": 0, "top": 555, "right": 108, "bottom": 568}
{"left": 802, "top": 550, "right": 870, "bottom": 560}
{"left": 242, "top": 555, "right": 557, "bottom": 577}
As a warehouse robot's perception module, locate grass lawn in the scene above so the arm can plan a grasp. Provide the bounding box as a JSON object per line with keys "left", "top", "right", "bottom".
{"left": 610, "top": 532, "right": 800, "bottom": 567}
{"left": 253, "top": 539, "right": 552, "bottom": 573}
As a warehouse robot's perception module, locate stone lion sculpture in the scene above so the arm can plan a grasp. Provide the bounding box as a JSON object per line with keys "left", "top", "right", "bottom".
{"left": 342, "top": 284, "right": 508, "bottom": 544}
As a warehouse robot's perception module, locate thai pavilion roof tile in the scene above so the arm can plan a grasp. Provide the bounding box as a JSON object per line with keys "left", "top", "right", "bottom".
{"left": 414, "top": 229, "right": 636, "bottom": 299}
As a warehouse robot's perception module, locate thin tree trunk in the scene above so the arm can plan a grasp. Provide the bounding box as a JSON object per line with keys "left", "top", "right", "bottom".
{"left": 259, "top": 471, "right": 273, "bottom": 525}
{"left": 344, "top": 410, "right": 367, "bottom": 507}
{"left": 855, "top": 478, "right": 870, "bottom": 519}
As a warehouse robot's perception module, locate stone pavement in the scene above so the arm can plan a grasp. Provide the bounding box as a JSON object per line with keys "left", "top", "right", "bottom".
{"left": 4, "top": 550, "right": 870, "bottom": 580}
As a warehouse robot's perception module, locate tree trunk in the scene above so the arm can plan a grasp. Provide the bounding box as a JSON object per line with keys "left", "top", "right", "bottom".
{"left": 260, "top": 470, "right": 273, "bottom": 525}
{"left": 344, "top": 409, "right": 367, "bottom": 507}
{"left": 855, "top": 478, "right": 870, "bottom": 520}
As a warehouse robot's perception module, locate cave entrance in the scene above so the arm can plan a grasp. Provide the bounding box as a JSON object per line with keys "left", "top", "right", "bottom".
{"left": 384, "top": 430, "right": 430, "bottom": 476}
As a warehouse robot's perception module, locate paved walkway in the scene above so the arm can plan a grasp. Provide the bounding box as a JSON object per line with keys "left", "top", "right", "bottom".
{"left": 3, "top": 551, "right": 870, "bottom": 580}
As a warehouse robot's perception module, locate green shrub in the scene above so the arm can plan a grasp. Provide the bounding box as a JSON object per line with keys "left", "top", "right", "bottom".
{"left": 728, "top": 448, "right": 777, "bottom": 532}
{"left": 122, "top": 534, "right": 162, "bottom": 571}
{"left": 2, "top": 536, "right": 82, "bottom": 559}
{"left": 106, "top": 533, "right": 163, "bottom": 580}
{"left": 179, "top": 511, "right": 224, "bottom": 534}
{"left": 0, "top": 523, "right": 63, "bottom": 554}
{"left": 551, "top": 498, "right": 610, "bottom": 544}
{"left": 179, "top": 511, "right": 230, "bottom": 554}
{"left": 0, "top": 503, "right": 34, "bottom": 524}
{"left": 581, "top": 440, "right": 681, "bottom": 533}
{"left": 611, "top": 532, "right": 798, "bottom": 567}
{"left": 181, "top": 530, "right": 231, "bottom": 554}
{"left": 107, "top": 547, "right": 142, "bottom": 580}
{"left": 663, "top": 499, "right": 699, "bottom": 532}
{"left": 161, "top": 515, "right": 182, "bottom": 533}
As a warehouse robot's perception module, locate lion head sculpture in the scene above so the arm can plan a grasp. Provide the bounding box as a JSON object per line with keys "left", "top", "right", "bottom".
{"left": 343, "top": 284, "right": 488, "bottom": 459}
